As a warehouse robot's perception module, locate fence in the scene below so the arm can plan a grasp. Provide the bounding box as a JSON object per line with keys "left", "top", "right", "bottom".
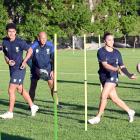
{"left": 57, "top": 35, "right": 140, "bottom": 50}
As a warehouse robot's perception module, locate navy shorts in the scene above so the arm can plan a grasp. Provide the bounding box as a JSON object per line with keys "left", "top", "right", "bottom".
{"left": 31, "top": 69, "right": 52, "bottom": 81}
{"left": 99, "top": 75, "right": 118, "bottom": 87}
{"left": 10, "top": 69, "right": 26, "bottom": 85}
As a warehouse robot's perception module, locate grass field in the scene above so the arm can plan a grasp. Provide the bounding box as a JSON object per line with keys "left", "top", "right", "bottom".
{"left": 0, "top": 49, "right": 140, "bottom": 140}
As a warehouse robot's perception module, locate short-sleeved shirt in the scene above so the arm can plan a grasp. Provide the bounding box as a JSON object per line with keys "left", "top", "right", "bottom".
{"left": 2, "top": 37, "right": 30, "bottom": 73}
{"left": 97, "top": 47, "right": 123, "bottom": 84}
{"left": 2, "top": 37, "right": 30, "bottom": 84}
{"left": 31, "top": 40, "right": 54, "bottom": 72}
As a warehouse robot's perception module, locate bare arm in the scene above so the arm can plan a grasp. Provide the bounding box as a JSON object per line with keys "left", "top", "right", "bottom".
{"left": 20, "top": 48, "right": 33, "bottom": 69}
{"left": 23, "top": 47, "right": 33, "bottom": 63}
{"left": 102, "top": 62, "right": 119, "bottom": 72}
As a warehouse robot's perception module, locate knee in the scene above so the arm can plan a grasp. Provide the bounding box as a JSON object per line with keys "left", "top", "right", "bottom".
{"left": 8, "top": 88, "right": 13, "bottom": 95}
{"left": 100, "top": 94, "right": 108, "bottom": 101}
{"left": 101, "top": 92, "right": 108, "bottom": 99}
{"left": 112, "top": 97, "right": 120, "bottom": 103}
{"left": 17, "top": 86, "right": 23, "bottom": 94}
{"left": 48, "top": 82, "right": 54, "bottom": 90}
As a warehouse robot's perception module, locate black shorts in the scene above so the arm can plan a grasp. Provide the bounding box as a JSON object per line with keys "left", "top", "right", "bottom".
{"left": 99, "top": 75, "right": 118, "bottom": 87}
{"left": 10, "top": 69, "right": 26, "bottom": 85}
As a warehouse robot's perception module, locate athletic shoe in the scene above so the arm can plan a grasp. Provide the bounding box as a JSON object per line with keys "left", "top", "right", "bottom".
{"left": 31, "top": 105, "right": 39, "bottom": 116}
{"left": 0, "top": 111, "right": 13, "bottom": 119}
{"left": 128, "top": 110, "right": 135, "bottom": 123}
{"left": 88, "top": 116, "right": 100, "bottom": 124}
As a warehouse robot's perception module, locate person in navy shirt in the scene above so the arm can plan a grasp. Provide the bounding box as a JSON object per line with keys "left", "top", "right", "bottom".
{"left": 28, "top": 32, "right": 61, "bottom": 108}
{"left": 88, "top": 32, "right": 136, "bottom": 125}
{"left": 0, "top": 23, "right": 39, "bottom": 119}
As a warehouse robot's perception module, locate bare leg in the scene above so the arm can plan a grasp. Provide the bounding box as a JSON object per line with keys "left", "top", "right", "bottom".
{"left": 109, "top": 87, "right": 130, "bottom": 112}
{"left": 17, "top": 85, "right": 33, "bottom": 107}
{"left": 8, "top": 84, "right": 17, "bottom": 112}
{"left": 96, "top": 83, "right": 116, "bottom": 118}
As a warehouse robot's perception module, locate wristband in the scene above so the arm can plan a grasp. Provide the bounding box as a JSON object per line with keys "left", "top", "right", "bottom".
{"left": 121, "top": 67, "right": 133, "bottom": 78}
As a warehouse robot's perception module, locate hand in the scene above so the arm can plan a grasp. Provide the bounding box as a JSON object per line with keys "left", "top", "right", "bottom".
{"left": 116, "top": 66, "right": 120, "bottom": 72}
{"left": 130, "top": 74, "right": 137, "bottom": 80}
{"left": 20, "top": 61, "right": 27, "bottom": 69}
{"left": 50, "top": 71, "right": 54, "bottom": 80}
{"left": 118, "top": 68, "right": 125, "bottom": 76}
{"left": 8, "top": 60, "right": 15, "bottom": 66}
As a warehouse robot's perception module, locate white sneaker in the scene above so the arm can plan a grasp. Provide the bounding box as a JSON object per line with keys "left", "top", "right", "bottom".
{"left": 0, "top": 111, "right": 13, "bottom": 119}
{"left": 128, "top": 110, "right": 135, "bottom": 123}
{"left": 88, "top": 116, "right": 100, "bottom": 124}
{"left": 31, "top": 105, "right": 39, "bottom": 116}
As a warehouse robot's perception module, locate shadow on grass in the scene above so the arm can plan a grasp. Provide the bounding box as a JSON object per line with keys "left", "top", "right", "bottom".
{"left": 123, "top": 99, "right": 140, "bottom": 103}
{"left": 0, "top": 99, "right": 29, "bottom": 116}
{"left": 118, "top": 85, "right": 140, "bottom": 89}
{"left": 36, "top": 98, "right": 139, "bottom": 115}
{"left": 37, "top": 100, "right": 135, "bottom": 122}
{"left": 119, "top": 81, "right": 140, "bottom": 86}
{"left": 1, "top": 132, "right": 33, "bottom": 140}
{"left": 103, "top": 115, "right": 127, "bottom": 121}
{"left": 58, "top": 79, "right": 140, "bottom": 89}
{"left": 38, "top": 107, "right": 130, "bottom": 123}
{"left": 0, "top": 98, "right": 139, "bottom": 122}
{"left": 58, "top": 80, "right": 100, "bottom": 86}
{"left": 0, "top": 99, "right": 28, "bottom": 110}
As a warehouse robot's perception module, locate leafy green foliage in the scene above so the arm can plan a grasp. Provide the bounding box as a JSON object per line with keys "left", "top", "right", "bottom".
{"left": 92, "top": 0, "right": 139, "bottom": 37}
{"left": 0, "top": 0, "right": 139, "bottom": 40}
{"left": 0, "top": 3, "right": 9, "bottom": 39}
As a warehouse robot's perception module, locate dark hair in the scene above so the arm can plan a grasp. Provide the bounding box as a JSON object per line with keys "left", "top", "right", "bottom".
{"left": 6, "top": 23, "right": 16, "bottom": 30}
{"left": 103, "top": 32, "right": 113, "bottom": 40}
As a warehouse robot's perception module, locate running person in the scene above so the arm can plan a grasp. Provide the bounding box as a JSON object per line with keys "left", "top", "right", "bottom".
{"left": 28, "top": 32, "right": 61, "bottom": 108}
{"left": 88, "top": 32, "right": 136, "bottom": 124}
{"left": 0, "top": 23, "right": 39, "bottom": 119}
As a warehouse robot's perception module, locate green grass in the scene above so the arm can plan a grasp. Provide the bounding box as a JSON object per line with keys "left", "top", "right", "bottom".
{"left": 0, "top": 49, "right": 140, "bottom": 140}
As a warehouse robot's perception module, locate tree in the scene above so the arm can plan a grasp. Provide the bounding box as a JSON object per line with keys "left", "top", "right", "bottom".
{"left": 120, "top": 15, "right": 137, "bottom": 35}
{"left": 18, "top": 0, "right": 92, "bottom": 40}
{"left": 120, "top": 0, "right": 138, "bottom": 35}
{"left": 91, "top": 0, "right": 139, "bottom": 37}
{"left": 1, "top": 0, "right": 139, "bottom": 40}
{"left": 0, "top": 2, "right": 9, "bottom": 39}
{"left": 92, "top": 0, "right": 122, "bottom": 36}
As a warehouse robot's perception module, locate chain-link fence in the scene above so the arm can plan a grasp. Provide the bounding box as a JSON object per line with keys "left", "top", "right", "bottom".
{"left": 57, "top": 35, "right": 140, "bottom": 50}
{"left": 0, "top": 35, "right": 139, "bottom": 51}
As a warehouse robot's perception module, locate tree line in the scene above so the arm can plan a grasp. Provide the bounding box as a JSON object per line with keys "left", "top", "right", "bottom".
{"left": 0, "top": 0, "right": 139, "bottom": 41}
